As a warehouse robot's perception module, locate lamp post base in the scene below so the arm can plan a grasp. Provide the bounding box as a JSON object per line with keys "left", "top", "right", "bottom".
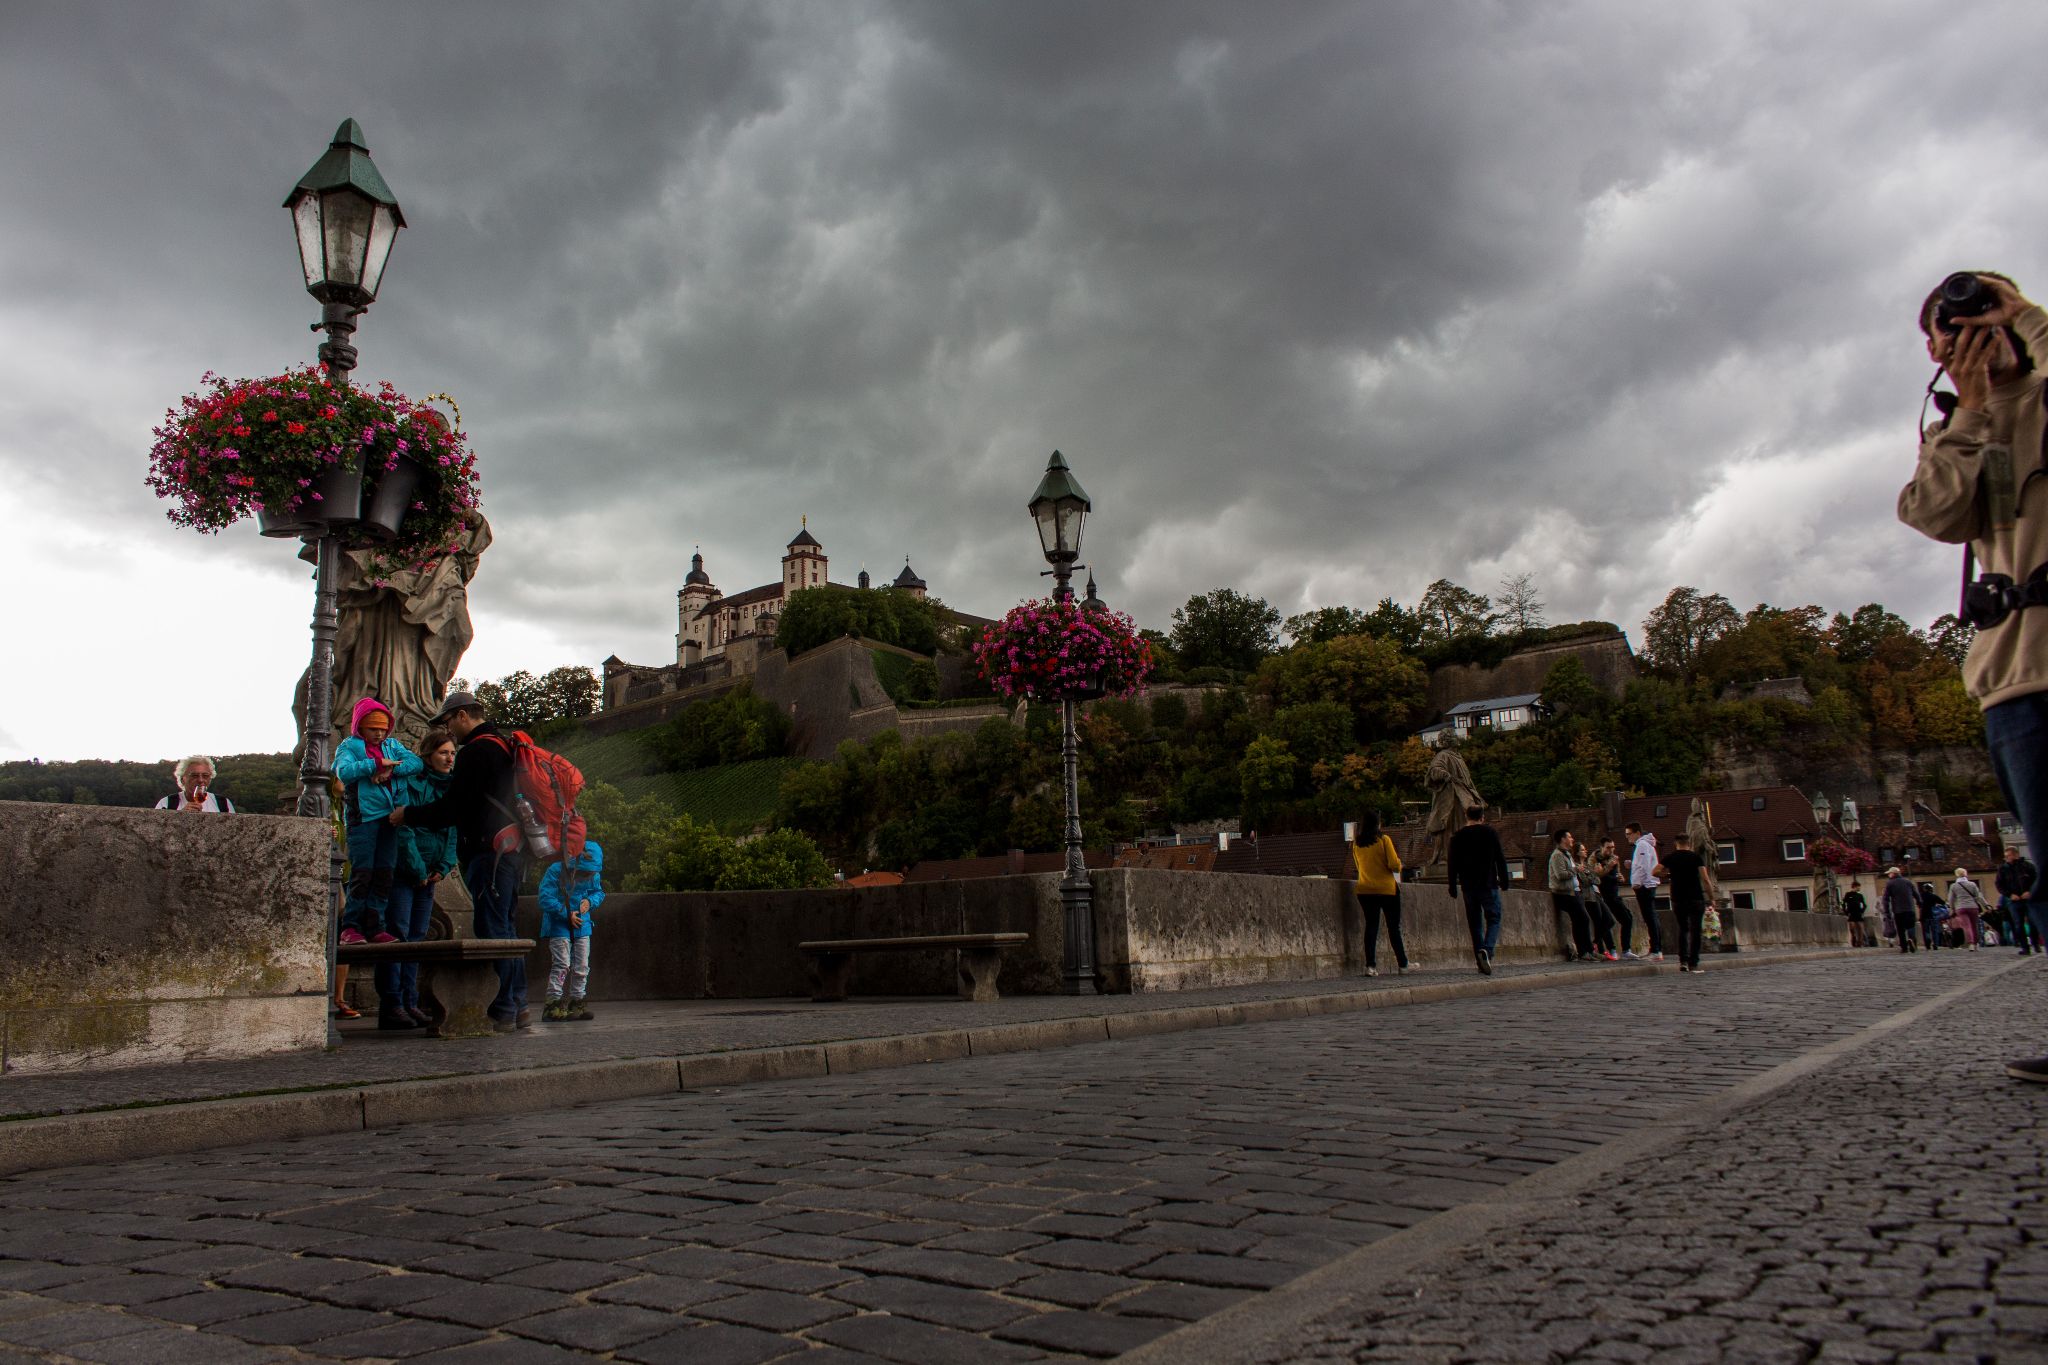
{"left": 1059, "top": 874, "right": 1099, "bottom": 996}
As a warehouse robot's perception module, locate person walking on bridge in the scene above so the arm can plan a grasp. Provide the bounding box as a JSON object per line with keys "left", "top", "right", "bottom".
{"left": 1446, "top": 805, "right": 1510, "bottom": 977}
{"left": 1883, "top": 867, "right": 1920, "bottom": 955}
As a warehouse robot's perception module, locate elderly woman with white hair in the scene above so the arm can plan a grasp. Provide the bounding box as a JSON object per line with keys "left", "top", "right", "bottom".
{"left": 155, "top": 756, "right": 235, "bottom": 813}
{"left": 1949, "top": 868, "right": 1991, "bottom": 950}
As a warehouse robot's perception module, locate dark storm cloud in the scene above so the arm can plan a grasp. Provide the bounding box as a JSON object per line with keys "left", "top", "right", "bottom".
{"left": 7, "top": 0, "right": 2048, "bottom": 687}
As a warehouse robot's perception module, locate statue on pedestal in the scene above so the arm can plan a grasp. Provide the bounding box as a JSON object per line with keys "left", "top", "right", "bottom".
{"left": 295, "top": 516, "right": 492, "bottom": 752}
{"left": 1411, "top": 745, "right": 1485, "bottom": 872}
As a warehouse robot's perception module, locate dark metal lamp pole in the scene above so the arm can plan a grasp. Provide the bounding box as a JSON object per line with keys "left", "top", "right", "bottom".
{"left": 1030, "top": 451, "right": 1098, "bottom": 996}
{"left": 284, "top": 120, "right": 404, "bottom": 1039}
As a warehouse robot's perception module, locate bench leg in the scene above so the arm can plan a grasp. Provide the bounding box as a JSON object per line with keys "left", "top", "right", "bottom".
{"left": 957, "top": 947, "right": 1004, "bottom": 1003}
{"left": 810, "top": 952, "right": 853, "bottom": 1003}
{"left": 422, "top": 960, "right": 500, "bottom": 1038}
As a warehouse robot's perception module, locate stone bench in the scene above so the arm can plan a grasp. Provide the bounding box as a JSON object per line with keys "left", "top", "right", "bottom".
{"left": 798, "top": 932, "right": 1030, "bottom": 1003}
{"left": 337, "top": 938, "right": 535, "bottom": 1038}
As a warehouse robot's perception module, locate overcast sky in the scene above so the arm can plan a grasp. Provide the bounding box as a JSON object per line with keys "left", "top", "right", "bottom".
{"left": 5, "top": 0, "right": 2046, "bottom": 763}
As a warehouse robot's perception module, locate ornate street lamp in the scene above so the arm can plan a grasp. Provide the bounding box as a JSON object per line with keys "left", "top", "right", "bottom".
{"left": 1029, "top": 451, "right": 1098, "bottom": 996}
{"left": 1812, "top": 791, "right": 1833, "bottom": 829}
{"left": 284, "top": 120, "right": 404, "bottom": 1034}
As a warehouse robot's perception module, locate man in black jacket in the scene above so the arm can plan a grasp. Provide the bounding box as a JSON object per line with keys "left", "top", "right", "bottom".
{"left": 1446, "top": 804, "right": 1511, "bottom": 976}
{"left": 1999, "top": 846, "right": 2040, "bottom": 953}
{"left": 1882, "top": 867, "right": 1920, "bottom": 955}
{"left": 391, "top": 691, "right": 529, "bottom": 1030}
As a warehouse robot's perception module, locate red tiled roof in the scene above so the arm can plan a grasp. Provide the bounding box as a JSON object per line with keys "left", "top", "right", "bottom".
{"left": 901, "top": 849, "right": 1114, "bottom": 883}
{"left": 1115, "top": 845, "right": 1219, "bottom": 871}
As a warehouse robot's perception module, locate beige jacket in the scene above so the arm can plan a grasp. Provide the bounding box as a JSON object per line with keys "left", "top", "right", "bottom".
{"left": 1897, "top": 303, "right": 2048, "bottom": 709}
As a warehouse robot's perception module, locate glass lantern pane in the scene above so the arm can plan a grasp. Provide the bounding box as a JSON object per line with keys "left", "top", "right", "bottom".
{"left": 1058, "top": 502, "right": 1086, "bottom": 556}
{"left": 1033, "top": 505, "right": 1059, "bottom": 558}
{"left": 359, "top": 204, "right": 399, "bottom": 300}
{"left": 291, "top": 194, "right": 324, "bottom": 289}
{"left": 321, "top": 189, "right": 374, "bottom": 289}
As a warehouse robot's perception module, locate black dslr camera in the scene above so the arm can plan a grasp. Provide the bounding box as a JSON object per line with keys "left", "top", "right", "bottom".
{"left": 1932, "top": 272, "right": 1998, "bottom": 334}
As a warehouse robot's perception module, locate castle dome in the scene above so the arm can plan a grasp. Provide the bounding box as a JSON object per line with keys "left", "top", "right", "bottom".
{"left": 684, "top": 551, "right": 711, "bottom": 587}
{"left": 893, "top": 559, "right": 926, "bottom": 590}
{"left": 787, "top": 525, "right": 822, "bottom": 551}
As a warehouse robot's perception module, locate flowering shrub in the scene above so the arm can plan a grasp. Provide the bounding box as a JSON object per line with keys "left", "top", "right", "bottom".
{"left": 145, "top": 365, "right": 480, "bottom": 572}
{"left": 1809, "top": 837, "right": 1877, "bottom": 876}
{"left": 973, "top": 597, "right": 1153, "bottom": 701}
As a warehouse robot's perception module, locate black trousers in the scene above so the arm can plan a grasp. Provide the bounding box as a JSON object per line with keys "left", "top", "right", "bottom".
{"left": 1603, "top": 887, "right": 1635, "bottom": 953}
{"left": 1552, "top": 892, "right": 1594, "bottom": 958}
{"left": 1897, "top": 914, "right": 1918, "bottom": 952}
{"left": 1674, "top": 899, "right": 1706, "bottom": 968}
{"left": 1358, "top": 892, "right": 1407, "bottom": 970}
{"left": 1583, "top": 892, "right": 1617, "bottom": 953}
{"left": 1634, "top": 886, "right": 1664, "bottom": 954}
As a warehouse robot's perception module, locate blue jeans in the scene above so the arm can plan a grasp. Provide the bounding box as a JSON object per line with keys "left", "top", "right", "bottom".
{"left": 375, "top": 881, "right": 437, "bottom": 1011}
{"left": 343, "top": 821, "right": 398, "bottom": 936}
{"left": 1987, "top": 693, "right": 2048, "bottom": 943}
{"left": 1460, "top": 886, "right": 1503, "bottom": 956}
{"left": 465, "top": 852, "right": 526, "bottom": 1021}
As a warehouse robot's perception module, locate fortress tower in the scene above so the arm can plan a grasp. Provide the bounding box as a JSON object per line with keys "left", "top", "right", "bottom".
{"left": 782, "top": 517, "right": 827, "bottom": 595}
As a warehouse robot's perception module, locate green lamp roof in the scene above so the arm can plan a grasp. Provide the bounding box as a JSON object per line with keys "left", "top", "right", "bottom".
{"left": 1029, "top": 450, "right": 1091, "bottom": 510}
{"left": 284, "top": 119, "right": 405, "bottom": 220}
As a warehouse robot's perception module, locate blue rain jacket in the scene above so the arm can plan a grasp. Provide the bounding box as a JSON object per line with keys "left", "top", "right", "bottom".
{"left": 539, "top": 843, "right": 605, "bottom": 939}
{"left": 334, "top": 735, "right": 422, "bottom": 823}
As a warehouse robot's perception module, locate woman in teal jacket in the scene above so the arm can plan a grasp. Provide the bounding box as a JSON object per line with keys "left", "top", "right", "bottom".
{"left": 335, "top": 698, "right": 422, "bottom": 948}
{"left": 373, "top": 728, "right": 456, "bottom": 1029}
{"left": 539, "top": 843, "right": 604, "bottom": 1022}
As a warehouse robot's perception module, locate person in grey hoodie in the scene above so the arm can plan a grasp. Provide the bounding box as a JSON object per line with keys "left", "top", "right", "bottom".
{"left": 1625, "top": 823, "right": 1666, "bottom": 960}
{"left": 1883, "top": 868, "right": 1920, "bottom": 955}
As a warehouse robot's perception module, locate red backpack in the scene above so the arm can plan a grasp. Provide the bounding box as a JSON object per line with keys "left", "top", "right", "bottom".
{"left": 480, "top": 731, "right": 587, "bottom": 863}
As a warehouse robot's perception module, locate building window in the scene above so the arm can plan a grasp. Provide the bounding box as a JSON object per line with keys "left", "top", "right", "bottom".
{"left": 1880, "top": 847, "right": 1895, "bottom": 864}
{"left": 1781, "top": 838, "right": 1806, "bottom": 861}
{"left": 1905, "top": 846, "right": 1920, "bottom": 861}
{"left": 1932, "top": 845, "right": 1947, "bottom": 862}
{"left": 1752, "top": 795, "right": 1766, "bottom": 811}
{"left": 1731, "top": 891, "right": 1755, "bottom": 910}
{"left": 1532, "top": 819, "right": 1548, "bottom": 836}
{"left": 1785, "top": 887, "right": 1810, "bottom": 912}
{"left": 1717, "top": 845, "right": 1737, "bottom": 866}
{"left": 1654, "top": 803, "right": 1668, "bottom": 818}
{"left": 1507, "top": 860, "right": 1526, "bottom": 881}
{"left": 1968, "top": 818, "right": 1986, "bottom": 836}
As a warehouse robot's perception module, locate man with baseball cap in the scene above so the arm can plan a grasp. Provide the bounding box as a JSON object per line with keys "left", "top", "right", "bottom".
{"left": 389, "top": 691, "right": 529, "bottom": 1030}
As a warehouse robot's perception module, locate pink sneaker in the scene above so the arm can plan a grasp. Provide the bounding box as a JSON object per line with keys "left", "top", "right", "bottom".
{"left": 369, "top": 932, "right": 399, "bottom": 945}
{"left": 338, "top": 928, "right": 367, "bottom": 946}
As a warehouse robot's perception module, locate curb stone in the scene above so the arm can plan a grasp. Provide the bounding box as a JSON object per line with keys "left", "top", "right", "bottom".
{"left": 0, "top": 948, "right": 1859, "bottom": 1177}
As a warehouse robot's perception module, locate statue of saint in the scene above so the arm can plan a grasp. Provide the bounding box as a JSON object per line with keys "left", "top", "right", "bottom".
{"left": 295, "top": 516, "right": 492, "bottom": 753}
{"left": 1413, "top": 745, "right": 1485, "bottom": 868}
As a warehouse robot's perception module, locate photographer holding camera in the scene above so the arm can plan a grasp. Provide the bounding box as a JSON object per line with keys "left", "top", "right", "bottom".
{"left": 1899, "top": 270, "right": 2048, "bottom": 1082}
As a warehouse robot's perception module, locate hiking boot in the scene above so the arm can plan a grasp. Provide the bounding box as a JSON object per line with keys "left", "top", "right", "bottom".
{"left": 542, "top": 998, "right": 569, "bottom": 1022}
{"left": 2004, "top": 1056, "right": 2048, "bottom": 1084}
{"left": 377, "top": 1011, "right": 418, "bottom": 1031}
{"left": 566, "top": 999, "right": 594, "bottom": 1021}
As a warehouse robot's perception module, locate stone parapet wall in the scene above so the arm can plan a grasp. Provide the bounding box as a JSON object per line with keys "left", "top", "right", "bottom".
{"left": 0, "top": 802, "right": 329, "bottom": 1074}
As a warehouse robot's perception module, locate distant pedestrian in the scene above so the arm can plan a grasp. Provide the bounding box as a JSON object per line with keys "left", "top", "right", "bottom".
{"left": 540, "top": 841, "right": 605, "bottom": 1020}
{"left": 1625, "top": 822, "right": 1667, "bottom": 961}
{"left": 1841, "top": 879, "right": 1870, "bottom": 948}
{"left": 1997, "top": 847, "right": 2041, "bottom": 954}
{"left": 1883, "top": 867, "right": 1920, "bottom": 954}
{"left": 1349, "top": 813, "right": 1410, "bottom": 977}
{"left": 1446, "top": 804, "right": 1510, "bottom": 976}
{"left": 1548, "top": 831, "right": 1598, "bottom": 963}
{"left": 1595, "top": 837, "right": 1638, "bottom": 957}
{"left": 155, "top": 755, "right": 234, "bottom": 813}
{"left": 390, "top": 692, "right": 531, "bottom": 1032}
{"left": 1916, "top": 882, "right": 1946, "bottom": 952}
{"left": 1576, "top": 842, "right": 1619, "bottom": 960}
{"left": 335, "top": 698, "right": 421, "bottom": 947}
{"left": 1948, "top": 869, "right": 1990, "bottom": 950}
{"left": 1654, "top": 833, "right": 1713, "bottom": 973}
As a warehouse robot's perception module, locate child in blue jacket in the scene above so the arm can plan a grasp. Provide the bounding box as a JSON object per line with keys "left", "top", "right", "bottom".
{"left": 539, "top": 842, "right": 604, "bottom": 1022}
{"left": 335, "top": 697, "right": 422, "bottom": 946}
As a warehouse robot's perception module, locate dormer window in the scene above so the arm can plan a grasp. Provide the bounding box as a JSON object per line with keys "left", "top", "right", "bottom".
{"left": 1751, "top": 795, "right": 1766, "bottom": 811}
{"left": 1781, "top": 838, "right": 1807, "bottom": 861}
{"left": 1654, "top": 803, "right": 1668, "bottom": 818}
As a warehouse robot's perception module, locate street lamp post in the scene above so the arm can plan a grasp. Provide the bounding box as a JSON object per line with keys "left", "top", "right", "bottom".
{"left": 283, "top": 120, "right": 404, "bottom": 1038}
{"left": 1029, "top": 451, "right": 1098, "bottom": 996}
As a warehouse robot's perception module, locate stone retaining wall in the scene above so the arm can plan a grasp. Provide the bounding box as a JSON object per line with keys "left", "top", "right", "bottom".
{"left": 0, "top": 801, "right": 329, "bottom": 1074}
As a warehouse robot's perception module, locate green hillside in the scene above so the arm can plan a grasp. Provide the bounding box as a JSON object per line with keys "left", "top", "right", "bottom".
{"left": 552, "top": 724, "right": 806, "bottom": 833}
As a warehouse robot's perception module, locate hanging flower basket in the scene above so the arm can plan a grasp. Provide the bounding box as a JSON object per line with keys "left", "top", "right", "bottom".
{"left": 146, "top": 365, "right": 480, "bottom": 573}
{"left": 973, "top": 597, "right": 1153, "bottom": 702}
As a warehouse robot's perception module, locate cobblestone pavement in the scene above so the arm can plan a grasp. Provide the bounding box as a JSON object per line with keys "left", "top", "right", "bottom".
{"left": 1252, "top": 957, "right": 2048, "bottom": 1364}
{"left": 1, "top": 954, "right": 1718, "bottom": 1119}
{"left": 0, "top": 954, "right": 2015, "bottom": 1363}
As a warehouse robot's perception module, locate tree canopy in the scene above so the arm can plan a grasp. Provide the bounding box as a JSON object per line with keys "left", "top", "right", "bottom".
{"left": 775, "top": 585, "right": 940, "bottom": 657}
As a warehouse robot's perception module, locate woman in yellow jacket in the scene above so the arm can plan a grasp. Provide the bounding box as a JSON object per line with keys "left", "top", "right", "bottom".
{"left": 1351, "top": 812, "right": 1410, "bottom": 976}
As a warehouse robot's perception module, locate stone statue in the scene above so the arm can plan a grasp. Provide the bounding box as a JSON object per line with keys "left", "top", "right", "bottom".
{"left": 296, "top": 516, "right": 492, "bottom": 753}
{"left": 1686, "top": 796, "right": 1718, "bottom": 870}
{"left": 1414, "top": 746, "right": 1485, "bottom": 868}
